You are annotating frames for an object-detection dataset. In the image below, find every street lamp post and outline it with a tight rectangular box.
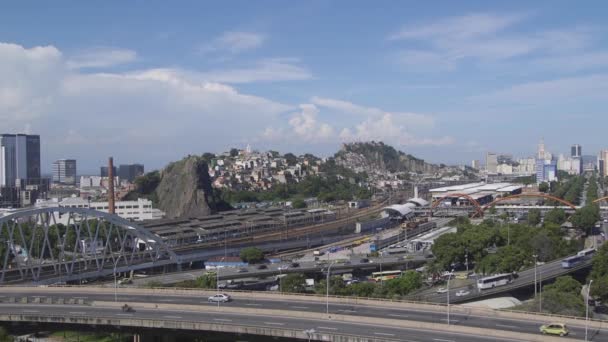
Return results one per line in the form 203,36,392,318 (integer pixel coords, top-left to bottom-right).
113,265,117,302
326,262,335,316
216,256,225,308
447,268,454,325
586,279,594,341
533,254,538,299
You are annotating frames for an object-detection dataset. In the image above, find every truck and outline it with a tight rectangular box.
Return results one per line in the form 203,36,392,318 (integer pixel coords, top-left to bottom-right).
313,250,322,257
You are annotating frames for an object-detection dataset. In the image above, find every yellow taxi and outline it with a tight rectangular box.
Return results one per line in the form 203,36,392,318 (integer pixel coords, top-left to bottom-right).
540,323,569,336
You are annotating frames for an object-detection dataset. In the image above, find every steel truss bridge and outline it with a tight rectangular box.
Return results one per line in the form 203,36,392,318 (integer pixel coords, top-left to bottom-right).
0,207,179,284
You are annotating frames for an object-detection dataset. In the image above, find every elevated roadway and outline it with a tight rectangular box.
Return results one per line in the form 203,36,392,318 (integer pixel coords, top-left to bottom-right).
0,286,599,341
417,256,593,304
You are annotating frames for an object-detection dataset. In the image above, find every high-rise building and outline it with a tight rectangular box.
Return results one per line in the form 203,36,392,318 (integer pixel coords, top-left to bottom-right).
0,134,41,187
536,159,557,183
571,144,582,158
599,150,608,178
486,152,498,174
471,160,480,170
100,166,117,177
118,164,144,182
537,138,546,160
52,159,77,185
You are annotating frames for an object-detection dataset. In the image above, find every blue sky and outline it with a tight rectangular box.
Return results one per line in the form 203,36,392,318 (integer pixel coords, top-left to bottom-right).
1,1,607,173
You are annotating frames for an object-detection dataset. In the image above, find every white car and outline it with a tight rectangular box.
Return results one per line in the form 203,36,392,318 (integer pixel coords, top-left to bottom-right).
208,294,231,303
436,288,448,294
455,290,470,297
277,265,289,271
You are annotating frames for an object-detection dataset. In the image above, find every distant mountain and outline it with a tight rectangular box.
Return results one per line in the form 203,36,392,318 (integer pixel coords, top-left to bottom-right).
333,141,441,175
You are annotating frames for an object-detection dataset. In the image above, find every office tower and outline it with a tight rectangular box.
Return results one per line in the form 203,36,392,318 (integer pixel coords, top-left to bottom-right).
486,152,498,174
118,164,145,182
571,144,582,158
52,159,77,185
471,160,480,169
0,134,41,187
100,166,117,177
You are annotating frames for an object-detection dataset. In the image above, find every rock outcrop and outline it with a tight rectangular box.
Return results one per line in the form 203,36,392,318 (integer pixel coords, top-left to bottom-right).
155,156,218,218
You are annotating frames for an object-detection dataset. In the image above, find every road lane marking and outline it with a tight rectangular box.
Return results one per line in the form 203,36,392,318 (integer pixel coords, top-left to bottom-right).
496,324,517,329
374,332,395,337
264,322,284,326
439,319,459,323
433,339,455,342
317,327,337,331
290,306,309,309
213,318,233,322
388,314,409,318
22,310,39,313
245,303,262,306
158,299,175,302
116,313,132,317
337,309,356,313
69,312,86,315
164,315,182,319
73,297,88,299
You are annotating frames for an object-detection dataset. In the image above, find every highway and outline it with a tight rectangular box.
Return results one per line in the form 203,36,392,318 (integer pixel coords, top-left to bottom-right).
0,303,544,342
127,255,429,286
1,286,605,341
417,255,593,303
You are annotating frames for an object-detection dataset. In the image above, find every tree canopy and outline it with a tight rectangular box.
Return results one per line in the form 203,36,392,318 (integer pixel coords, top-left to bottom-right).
239,247,264,263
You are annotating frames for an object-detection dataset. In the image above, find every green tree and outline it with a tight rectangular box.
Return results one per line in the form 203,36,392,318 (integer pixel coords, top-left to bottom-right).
0,327,12,342
527,209,541,226
538,182,550,193
280,274,307,293
346,282,377,297
239,247,264,263
284,153,298,166
544,275,582,294
315,276,346,296
544,208,566,226
291,198,307,209
195,273,217,289
571,205,600,233
230,148,239,157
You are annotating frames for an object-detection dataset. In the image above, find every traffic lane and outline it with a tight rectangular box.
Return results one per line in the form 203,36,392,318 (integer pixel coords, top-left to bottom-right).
0,304,550,342
5,291,606,341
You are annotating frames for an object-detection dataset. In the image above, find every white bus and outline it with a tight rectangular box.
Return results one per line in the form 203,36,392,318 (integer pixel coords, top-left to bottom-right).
477,273,513,290
577,248,597,259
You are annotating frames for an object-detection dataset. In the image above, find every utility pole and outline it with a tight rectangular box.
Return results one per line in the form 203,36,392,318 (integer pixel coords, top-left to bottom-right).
586,280,593,341
533,254,538,299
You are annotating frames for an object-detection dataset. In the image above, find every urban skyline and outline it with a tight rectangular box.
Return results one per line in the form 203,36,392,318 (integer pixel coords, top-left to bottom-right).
2,2,608,171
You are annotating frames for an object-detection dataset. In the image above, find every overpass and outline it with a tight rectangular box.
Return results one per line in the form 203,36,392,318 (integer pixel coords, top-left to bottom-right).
0,286,600,341
415,256,593,304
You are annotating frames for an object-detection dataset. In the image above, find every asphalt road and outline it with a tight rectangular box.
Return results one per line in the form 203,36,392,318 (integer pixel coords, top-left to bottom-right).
0,303,562,342
418,255,592,303
3,288,606,341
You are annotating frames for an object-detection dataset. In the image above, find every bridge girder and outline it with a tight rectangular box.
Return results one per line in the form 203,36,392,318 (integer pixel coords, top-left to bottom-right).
0,207,178,284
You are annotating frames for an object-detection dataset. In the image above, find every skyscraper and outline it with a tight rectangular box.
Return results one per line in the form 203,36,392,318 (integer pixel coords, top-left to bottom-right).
571,144,582,158
537,138,546,160
600,150,608,178
52,159,77,185
0,134,41,187
118,164,145,182
486,152,498,174
100,166,117,177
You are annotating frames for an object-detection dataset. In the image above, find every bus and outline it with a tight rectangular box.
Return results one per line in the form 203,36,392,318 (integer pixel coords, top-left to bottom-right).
577,248,597,259
371,270,402,282
561,255,584,268
477,273,513,290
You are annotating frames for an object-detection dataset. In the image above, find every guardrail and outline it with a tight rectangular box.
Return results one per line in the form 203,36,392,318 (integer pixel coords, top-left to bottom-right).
3,285,607,328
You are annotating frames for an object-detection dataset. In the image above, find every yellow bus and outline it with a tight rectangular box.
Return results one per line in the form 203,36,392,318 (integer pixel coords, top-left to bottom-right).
371,270,402,282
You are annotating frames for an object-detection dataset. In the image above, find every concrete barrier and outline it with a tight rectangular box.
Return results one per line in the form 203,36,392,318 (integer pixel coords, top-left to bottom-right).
92,300,576,342
2,286,606,330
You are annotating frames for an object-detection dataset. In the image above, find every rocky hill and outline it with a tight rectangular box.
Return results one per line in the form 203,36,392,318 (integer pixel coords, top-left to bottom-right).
334,141,440,175
156,156,229,218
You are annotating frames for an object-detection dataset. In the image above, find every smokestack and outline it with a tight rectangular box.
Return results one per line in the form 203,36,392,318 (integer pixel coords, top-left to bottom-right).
108,157,115,214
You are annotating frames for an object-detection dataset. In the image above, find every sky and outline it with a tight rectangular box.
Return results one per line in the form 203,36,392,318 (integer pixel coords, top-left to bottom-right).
1,1,608,174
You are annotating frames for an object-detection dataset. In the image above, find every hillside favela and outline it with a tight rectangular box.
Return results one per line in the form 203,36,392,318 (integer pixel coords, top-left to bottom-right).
1,2,608,342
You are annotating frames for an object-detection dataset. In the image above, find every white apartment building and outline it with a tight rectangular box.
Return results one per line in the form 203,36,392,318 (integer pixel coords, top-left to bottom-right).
36,197,164,224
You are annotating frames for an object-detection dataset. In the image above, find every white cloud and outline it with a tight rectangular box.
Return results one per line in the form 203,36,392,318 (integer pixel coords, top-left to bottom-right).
339,113,453,147
0,41,295,170
311,96,435,127
201,58,313,83
469,74,608,105
67,47,137,69
288,104,334,141
200,31,265,55
388,13,596,71
389,13,526,41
